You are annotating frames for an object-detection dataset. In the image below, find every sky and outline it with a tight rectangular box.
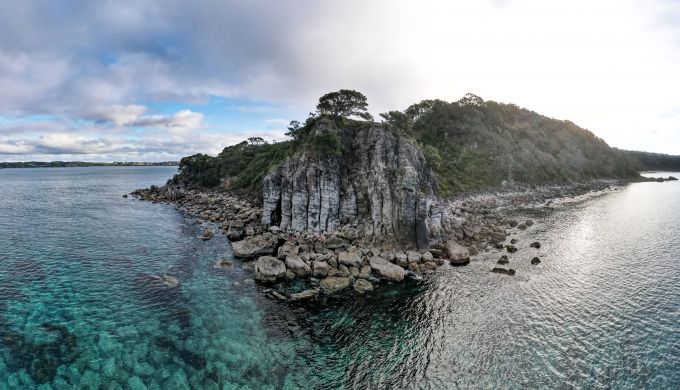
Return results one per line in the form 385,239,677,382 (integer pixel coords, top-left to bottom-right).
1,0,679,162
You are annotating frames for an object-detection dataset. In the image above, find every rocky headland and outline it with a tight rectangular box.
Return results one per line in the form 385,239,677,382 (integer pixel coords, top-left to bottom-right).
132,123,628,303
131,90,679,303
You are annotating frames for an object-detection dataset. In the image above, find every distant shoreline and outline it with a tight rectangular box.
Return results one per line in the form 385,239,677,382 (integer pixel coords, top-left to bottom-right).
0,162,178,169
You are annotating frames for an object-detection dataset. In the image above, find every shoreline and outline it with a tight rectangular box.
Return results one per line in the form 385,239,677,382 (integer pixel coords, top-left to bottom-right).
131,178,635,303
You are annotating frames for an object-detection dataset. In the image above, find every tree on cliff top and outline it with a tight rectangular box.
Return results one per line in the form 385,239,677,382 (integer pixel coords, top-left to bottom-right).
316,89,373,121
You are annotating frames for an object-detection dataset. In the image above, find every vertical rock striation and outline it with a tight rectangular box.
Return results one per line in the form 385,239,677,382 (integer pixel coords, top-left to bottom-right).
262,121,447,249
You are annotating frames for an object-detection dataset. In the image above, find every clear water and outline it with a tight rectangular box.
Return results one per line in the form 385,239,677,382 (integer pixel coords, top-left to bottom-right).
0,167,678,389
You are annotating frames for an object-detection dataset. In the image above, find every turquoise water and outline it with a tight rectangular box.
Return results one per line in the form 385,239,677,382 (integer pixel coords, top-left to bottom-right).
0,167,678,389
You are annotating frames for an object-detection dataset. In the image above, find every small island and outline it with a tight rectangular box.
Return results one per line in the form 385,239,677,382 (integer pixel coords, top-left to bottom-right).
0,161,178,169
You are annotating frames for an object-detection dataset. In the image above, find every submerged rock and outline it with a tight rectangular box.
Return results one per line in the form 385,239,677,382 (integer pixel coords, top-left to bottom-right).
369,256,405,281
530,241,541,249
497,255,510,265
531,257,541,265
254,256,286,283
290,288,320,301
506,245,518,253
161,274,179,288
200,230,214,241
213,259,233,269
231,233,277,258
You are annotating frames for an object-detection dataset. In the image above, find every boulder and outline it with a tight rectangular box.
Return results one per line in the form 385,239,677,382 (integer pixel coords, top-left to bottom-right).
359,265,372,278
446,240,470,265
395,253,409,268
497,255,510,265
517,224,528,230
422,262,437,271
200,230,214,241
330,265,351,278
491,267,516,276
510,238,518,244
337,248,363,268
231,233,278,258
407,251,422,263
421,251,434,263
325,235,346,250
525,220,534,227
506,245,518,253
531,257,541,265
320,277,351,293
277,241,299,259
226,224,244,240
408,262,420,273
353,279,374,293
312,261,330,278
254,256,286,283
285,255,311,276
369,256,405,281
530,241,541,249
468,246,479,256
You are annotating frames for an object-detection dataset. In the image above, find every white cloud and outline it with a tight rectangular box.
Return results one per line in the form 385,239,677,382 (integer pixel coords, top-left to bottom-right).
1,0,680,158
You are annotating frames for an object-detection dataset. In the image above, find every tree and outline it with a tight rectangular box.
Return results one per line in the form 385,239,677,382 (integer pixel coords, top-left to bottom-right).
285,120,303,140
316,89,373,120
247,137,265,145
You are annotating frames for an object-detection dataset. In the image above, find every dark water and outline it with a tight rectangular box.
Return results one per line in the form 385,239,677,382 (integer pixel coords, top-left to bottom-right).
0,167,678,389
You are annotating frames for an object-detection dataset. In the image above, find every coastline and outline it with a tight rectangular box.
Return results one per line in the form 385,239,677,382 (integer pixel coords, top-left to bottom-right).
131,178,632,302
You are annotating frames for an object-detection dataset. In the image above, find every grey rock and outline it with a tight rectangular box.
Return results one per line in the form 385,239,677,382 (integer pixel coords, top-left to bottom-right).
312,261,330,278
285,255,311,276
353,279,374,293
446,240,470,265
421,252,434,263
407,251,422,263
290,288,320,301
395,253,409,268
491,267,516,276
369,256,405,281
254,256,286,283
231,233,278,258
320,277,351,293
337,248,363,268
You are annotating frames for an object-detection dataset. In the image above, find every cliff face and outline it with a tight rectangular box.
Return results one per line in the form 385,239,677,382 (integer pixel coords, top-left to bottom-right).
261,122,447,249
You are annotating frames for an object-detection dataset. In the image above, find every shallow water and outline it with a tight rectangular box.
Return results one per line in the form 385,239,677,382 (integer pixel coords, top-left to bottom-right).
0,167,678,389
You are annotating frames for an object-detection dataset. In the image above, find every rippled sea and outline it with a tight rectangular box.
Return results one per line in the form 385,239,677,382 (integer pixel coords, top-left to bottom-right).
0,167,678,389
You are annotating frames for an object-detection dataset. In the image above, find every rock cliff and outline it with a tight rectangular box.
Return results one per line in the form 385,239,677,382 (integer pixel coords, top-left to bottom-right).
261,121,447,249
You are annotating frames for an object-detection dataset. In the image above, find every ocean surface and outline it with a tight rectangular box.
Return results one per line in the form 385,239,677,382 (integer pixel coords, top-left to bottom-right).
0,166,678,389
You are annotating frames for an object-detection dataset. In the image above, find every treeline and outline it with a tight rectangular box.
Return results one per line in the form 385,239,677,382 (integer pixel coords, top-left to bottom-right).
175,90,678,196
621,150,680,172
381,93,640,194
0,161,178,169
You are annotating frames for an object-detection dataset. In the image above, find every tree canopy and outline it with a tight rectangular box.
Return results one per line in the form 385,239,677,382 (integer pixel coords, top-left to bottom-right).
316,89,373,120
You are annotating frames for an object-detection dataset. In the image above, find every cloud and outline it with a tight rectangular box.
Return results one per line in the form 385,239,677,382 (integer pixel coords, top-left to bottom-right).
1,0,680,159
129,110,205,133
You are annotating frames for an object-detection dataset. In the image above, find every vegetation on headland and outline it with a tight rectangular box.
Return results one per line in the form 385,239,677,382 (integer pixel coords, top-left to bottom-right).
175,90,680,196
0,161,178,169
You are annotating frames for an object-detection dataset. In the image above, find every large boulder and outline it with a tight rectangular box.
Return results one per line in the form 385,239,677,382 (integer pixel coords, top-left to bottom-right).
231,233,278,258
337,248,363,268
369,256,405,282
446,240,470,265
254,256,286,283
320,277,351,293
285,255,311,276
312,261,330,278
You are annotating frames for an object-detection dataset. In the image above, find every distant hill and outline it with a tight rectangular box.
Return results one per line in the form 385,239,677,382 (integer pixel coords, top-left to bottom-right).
172,92,678,197
620,150,680,172
0,161,178,169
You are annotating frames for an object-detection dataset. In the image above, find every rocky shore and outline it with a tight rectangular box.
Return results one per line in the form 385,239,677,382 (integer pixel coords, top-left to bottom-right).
131,178,624,302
